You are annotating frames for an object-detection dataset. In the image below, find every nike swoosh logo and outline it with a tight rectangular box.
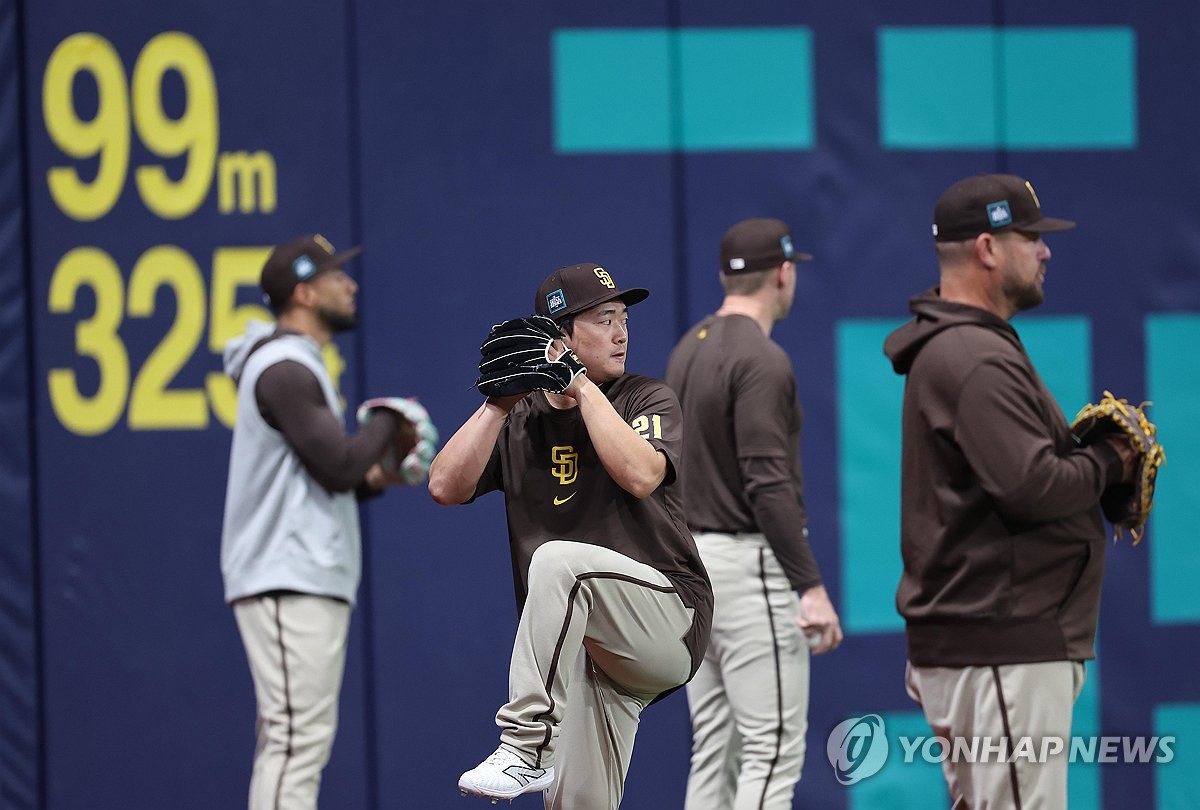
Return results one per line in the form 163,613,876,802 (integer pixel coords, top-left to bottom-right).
553,492,576,505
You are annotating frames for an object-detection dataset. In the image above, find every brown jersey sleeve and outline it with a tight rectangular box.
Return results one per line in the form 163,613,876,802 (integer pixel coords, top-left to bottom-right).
739,456,822,592
611,375,682,488
731,349,823,593
256,360,398,493
471,442,504,500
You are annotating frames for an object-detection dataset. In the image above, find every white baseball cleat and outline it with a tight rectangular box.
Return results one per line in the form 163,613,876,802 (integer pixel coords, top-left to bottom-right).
459,746,553,802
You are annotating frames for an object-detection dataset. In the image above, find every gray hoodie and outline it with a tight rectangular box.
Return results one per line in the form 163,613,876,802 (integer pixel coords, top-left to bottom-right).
219,320,362,605
883,288,1123,666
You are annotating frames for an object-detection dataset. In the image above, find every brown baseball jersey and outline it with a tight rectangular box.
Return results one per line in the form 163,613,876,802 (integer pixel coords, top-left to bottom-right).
473,373,713,676
665,313,822,593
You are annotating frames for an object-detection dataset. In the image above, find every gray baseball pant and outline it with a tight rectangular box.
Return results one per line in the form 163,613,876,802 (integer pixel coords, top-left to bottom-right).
906,659,1086,809
233,593,350,810
495,539,696,810
684,531,810,810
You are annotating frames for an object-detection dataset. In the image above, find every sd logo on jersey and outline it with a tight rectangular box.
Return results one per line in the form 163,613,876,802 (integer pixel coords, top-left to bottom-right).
551,445,577,505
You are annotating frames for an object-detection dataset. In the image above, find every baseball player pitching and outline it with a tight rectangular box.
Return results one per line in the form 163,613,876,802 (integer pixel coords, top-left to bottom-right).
428,262,714,809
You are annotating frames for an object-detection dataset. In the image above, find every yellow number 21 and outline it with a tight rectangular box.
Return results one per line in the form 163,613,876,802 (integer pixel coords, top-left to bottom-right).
631,414,663,440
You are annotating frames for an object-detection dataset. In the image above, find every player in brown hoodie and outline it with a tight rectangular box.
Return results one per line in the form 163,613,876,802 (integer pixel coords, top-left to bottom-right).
883,174,1137,809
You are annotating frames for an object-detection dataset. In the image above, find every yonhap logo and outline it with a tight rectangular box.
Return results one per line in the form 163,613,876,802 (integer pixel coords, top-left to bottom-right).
826,714,889,785
823,714,1174,787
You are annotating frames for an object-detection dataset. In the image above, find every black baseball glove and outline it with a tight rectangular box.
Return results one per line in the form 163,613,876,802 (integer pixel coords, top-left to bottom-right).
475,316,587,397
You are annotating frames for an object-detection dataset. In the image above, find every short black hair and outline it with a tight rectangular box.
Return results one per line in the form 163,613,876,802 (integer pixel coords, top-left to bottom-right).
556,314,576,337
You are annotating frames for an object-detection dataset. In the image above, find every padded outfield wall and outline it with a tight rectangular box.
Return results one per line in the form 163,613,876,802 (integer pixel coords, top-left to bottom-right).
2,0,1198,807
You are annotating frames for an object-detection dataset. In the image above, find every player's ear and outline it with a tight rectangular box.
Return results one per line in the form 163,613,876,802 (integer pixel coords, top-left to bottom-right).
975,233,1002,270
291,280,317,308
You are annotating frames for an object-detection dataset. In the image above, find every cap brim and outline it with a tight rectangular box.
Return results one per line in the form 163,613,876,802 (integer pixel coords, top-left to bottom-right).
316,245,363,270
617,287,650,307
791,252,815,262
552,287,651,321
1022,216,1075,233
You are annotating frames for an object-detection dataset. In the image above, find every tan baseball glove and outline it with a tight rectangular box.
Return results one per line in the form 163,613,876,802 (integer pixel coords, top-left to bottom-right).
1070,391,1166,544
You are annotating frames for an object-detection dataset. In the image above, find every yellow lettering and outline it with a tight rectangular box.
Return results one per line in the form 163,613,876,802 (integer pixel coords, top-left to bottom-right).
551,445,578,485
218,151,277,214
593,267,615,289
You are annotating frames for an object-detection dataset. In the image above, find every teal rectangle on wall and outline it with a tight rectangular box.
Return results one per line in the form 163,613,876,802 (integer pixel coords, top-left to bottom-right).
879,27,1137,149
553,29,673,152
837,319,906,634
552,28,814,152
837,316,1090,634
677,28,814,150
879,27,998,149
1147,314,1200,624
1155,703,1199,808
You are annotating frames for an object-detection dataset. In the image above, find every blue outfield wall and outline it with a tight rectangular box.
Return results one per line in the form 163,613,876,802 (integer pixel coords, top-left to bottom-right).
1,0,39,806
3,0,1199,808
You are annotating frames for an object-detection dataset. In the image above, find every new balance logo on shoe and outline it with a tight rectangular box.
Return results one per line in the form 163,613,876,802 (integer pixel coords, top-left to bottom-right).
504,765,548,787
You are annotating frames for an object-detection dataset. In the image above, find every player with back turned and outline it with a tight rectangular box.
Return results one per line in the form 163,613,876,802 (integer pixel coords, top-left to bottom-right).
665,218,842,810
429,262,713,810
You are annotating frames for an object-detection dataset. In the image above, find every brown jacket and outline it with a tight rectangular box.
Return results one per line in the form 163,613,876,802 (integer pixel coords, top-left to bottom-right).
883,289,1124,666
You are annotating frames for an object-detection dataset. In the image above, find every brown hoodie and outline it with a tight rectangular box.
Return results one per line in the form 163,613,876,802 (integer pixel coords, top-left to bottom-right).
883,288,1124,666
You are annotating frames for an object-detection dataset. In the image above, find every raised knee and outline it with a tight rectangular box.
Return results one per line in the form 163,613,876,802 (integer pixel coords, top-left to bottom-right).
527,540,579,579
